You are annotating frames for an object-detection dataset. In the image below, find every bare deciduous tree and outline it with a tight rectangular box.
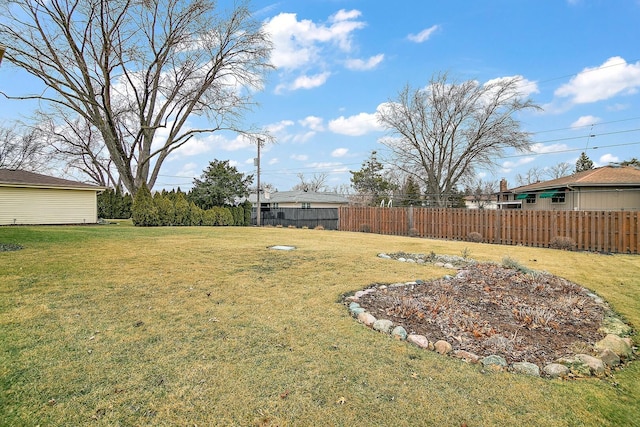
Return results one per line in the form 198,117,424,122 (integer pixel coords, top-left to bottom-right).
515,166,544,186
0,0,273,194
547,161,572,180
35,113,119,188
0,124,52,171
378,73,540,207
291,173,329,192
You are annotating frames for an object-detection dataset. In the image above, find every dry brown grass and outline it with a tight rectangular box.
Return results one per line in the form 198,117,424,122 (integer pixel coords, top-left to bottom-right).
0,224,638,426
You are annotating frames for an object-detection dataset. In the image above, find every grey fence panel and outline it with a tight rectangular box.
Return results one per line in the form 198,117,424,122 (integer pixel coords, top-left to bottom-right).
252,208,339,229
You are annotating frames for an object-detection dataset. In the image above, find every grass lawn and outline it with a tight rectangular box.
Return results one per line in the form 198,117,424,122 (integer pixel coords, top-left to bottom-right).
0,223,638,426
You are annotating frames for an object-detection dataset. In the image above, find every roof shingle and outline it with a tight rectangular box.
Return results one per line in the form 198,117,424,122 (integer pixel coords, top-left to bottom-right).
0,169,104,190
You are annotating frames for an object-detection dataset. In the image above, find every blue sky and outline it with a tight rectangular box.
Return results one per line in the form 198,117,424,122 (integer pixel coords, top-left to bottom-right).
1,0,640,192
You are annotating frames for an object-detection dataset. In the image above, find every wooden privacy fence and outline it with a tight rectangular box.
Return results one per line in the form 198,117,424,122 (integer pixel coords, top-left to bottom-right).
338,206,640,254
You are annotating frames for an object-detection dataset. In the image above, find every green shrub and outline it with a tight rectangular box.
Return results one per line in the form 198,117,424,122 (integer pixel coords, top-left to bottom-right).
132,182,159,226
155,193,175,226
243,200,252,226
173,193,191,226
202,209,216,226
189,202,203,226
217,207,234,226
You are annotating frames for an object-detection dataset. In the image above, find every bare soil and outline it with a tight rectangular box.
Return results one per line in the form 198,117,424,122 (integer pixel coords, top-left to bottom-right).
355,261,608,367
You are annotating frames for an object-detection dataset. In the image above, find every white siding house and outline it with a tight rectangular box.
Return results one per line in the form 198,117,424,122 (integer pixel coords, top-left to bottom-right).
0,169,104,225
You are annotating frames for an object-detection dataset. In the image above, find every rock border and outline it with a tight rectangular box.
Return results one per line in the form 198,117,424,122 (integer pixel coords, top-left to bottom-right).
344,252,636,379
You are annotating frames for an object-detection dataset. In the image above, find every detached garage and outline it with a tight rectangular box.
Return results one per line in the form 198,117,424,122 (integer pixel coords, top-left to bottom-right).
0,169,104,225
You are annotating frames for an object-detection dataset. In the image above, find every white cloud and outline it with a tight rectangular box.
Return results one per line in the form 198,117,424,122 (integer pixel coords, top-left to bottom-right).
529,143,570,154
345,54,384,71
265,10,368,92
555,56,640,104
268,158,279,165
291,131,316,143
328,103,388,136
570,115,601,129
266,120,295,134
332,148,349,157
299,116,324,131
278,72,330,92
307,162,348,173
291,154,309,161
598,153,619,166
265,10,366,70
607,103,630,111
501,157,536,173
407,25,440,43
484,75,539,98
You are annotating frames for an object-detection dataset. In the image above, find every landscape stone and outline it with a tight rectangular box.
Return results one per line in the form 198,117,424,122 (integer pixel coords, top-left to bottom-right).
357,312,377,327
391,326,408,341
543,363,569,378
373,319,394,334
481,355,507,369
595,334,633,359
378,253,392,259
434,340,452,355
444,263,454,269
598,348,620,367
575,354,605,375
351,307,365,316
598,317,632,337
407,334,430,349
453,350,481,364
556,357,591,377
398,257,407,262
512,362,540,377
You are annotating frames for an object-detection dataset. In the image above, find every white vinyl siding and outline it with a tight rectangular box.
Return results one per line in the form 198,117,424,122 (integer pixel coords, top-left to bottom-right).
0,186,99,225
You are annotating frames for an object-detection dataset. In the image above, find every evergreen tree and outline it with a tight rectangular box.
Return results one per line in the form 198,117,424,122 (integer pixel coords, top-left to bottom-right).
132,182,159,226
190,160,253,209
154,192,175,226
575,152,594,173
173,192,191,226
400,175,421,206
350,151,394,206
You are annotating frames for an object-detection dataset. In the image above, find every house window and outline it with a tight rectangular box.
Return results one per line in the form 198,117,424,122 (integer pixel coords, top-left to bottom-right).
525,194,537,204
551,192,565,204
271,203,279,208
301,202,311,209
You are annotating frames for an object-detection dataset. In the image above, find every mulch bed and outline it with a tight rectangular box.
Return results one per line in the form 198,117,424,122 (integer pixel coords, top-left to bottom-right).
355,262,608,367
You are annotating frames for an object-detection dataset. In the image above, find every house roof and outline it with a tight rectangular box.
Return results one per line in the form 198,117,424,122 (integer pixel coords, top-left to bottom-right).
0,169,104,190
509,166,640,193
248,190,350,204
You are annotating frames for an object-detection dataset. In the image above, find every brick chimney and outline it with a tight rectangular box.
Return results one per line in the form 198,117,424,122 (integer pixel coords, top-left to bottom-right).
499,178,508,193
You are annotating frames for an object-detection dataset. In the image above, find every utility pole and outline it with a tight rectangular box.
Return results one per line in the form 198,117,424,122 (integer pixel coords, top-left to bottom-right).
256,138,263,226
0,44,6,66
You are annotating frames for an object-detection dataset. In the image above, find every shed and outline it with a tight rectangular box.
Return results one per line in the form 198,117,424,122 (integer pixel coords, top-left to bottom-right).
0,169,104,225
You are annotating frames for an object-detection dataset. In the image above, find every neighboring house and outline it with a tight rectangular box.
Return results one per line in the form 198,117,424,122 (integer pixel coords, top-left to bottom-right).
496,165,640,211
0,169,105,225
463,194,498,210
248,190,350,209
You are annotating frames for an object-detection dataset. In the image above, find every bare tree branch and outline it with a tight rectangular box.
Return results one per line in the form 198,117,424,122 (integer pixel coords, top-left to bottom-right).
378,73,541,207
0,0,273,194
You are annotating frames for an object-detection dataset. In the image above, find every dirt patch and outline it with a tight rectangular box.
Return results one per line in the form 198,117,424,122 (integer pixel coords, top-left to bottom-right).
355,260,610,367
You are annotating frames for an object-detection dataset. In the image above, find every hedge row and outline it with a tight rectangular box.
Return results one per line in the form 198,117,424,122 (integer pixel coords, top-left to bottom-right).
132,183,251,227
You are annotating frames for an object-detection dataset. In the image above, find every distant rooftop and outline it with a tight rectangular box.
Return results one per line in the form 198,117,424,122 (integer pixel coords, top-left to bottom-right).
509,165,640,193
